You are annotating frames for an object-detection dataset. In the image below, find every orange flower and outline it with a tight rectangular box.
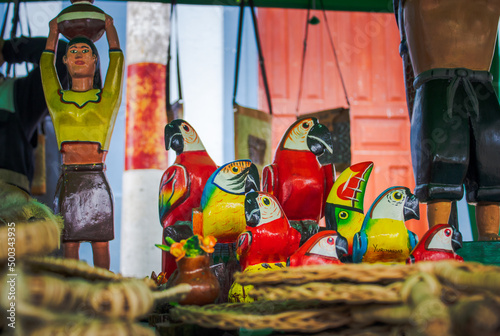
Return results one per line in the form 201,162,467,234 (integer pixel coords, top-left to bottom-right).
170,243,186,261
200,235,217,254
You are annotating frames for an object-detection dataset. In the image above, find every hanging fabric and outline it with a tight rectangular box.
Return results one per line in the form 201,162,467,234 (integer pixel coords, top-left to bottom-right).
166,0,184,122
296,0,351,173
233,0,273,174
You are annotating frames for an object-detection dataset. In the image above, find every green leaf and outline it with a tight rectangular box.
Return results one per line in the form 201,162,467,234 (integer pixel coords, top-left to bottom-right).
155,244,171,252
165,237,177,245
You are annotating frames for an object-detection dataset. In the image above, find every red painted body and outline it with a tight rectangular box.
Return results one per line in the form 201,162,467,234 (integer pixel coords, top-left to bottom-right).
288,230,344,266
237,216,301,271
406,224,464,264
263,149,334,222
159,150,217,276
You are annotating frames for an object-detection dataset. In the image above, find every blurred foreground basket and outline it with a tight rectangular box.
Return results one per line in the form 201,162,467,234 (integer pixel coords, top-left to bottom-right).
171,261,500,336
0,183,190,336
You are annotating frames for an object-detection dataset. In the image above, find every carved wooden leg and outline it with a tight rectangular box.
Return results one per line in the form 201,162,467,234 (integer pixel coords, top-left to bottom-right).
427,200,452,228
63,242,80,260
91,241,110,270
476,202,500,241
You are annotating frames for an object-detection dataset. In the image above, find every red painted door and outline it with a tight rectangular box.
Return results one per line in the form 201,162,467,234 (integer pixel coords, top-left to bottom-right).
258,9,428,237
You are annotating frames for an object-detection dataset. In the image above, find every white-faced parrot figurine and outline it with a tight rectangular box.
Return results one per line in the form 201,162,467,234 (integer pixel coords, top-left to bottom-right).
287,230,347,267
325,161,373,261
229,191,301,302
262,117,335,233
352,186,420,264
406,224,463,264
193,160,260,243
192,159,260,301
159,119,217,277
236,191,301,271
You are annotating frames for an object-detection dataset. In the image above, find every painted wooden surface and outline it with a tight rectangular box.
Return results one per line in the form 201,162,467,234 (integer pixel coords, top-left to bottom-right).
457,242,500,266
258,9,428,238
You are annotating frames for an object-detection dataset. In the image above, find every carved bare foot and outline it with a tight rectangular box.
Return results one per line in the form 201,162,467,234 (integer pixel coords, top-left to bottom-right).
478,233,500,241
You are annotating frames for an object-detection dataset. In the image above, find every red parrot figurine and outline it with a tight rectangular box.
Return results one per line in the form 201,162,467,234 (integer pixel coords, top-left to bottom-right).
287,230,347,266
159,119,217,277
236,191,301,271
262,117,335,223
406,224,464,264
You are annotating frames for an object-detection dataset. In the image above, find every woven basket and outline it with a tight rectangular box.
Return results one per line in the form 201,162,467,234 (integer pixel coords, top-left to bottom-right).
234,263,418,286
171,301,351,333
251,282,403,304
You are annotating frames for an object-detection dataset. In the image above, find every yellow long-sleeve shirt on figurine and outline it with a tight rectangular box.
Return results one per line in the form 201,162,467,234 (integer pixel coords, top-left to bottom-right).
40,49,124,151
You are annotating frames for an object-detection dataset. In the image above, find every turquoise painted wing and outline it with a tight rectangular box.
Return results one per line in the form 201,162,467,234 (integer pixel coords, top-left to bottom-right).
352,230,368,263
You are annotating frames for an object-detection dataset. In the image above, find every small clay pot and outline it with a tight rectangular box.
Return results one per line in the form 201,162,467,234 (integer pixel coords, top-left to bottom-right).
57,1,106,42
171,255,220,306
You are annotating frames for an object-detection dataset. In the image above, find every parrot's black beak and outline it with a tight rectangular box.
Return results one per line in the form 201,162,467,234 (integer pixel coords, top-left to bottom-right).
164,122,183,155
244,163,260,193
307,121,334,157
335,234,348,260
451,229,463,251
245,191,260,227
403,192,420,221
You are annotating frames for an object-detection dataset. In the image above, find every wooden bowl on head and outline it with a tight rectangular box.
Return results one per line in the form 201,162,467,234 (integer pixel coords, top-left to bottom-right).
57,1,106,42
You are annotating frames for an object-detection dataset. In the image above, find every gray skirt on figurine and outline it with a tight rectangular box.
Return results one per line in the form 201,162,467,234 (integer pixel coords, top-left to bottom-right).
55,163,114,242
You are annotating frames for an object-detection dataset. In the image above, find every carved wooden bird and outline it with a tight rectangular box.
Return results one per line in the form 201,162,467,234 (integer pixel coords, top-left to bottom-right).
236,191,301,271
352,186,420,264
229,191,300,303
193,160,260,244
287,230,348,266
324,161,373,261
159,119,217,276
262,117,335,223
406,224,463,264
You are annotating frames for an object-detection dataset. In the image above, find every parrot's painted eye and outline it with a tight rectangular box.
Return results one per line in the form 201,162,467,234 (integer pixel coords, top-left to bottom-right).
183,125,190,132
444,229,452,237
302,122,310,129
392,191,403,201
232,166,240,173
262,197,271,206
338,211,349,220
327,237,335,245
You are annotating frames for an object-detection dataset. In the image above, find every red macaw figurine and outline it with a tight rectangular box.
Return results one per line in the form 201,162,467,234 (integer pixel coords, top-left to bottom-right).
262,117,335,223
159,119,217,277
236,191,301,271
406,224,464,264
288,230,348,267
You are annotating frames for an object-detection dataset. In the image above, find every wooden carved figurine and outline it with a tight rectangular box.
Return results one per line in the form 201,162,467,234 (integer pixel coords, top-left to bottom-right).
40,14,124,269
192,160,260,243
406,224,463,264
159,119,217,277
324,161,373,261
352,186,420,264
262,117,335,225
229,191,301,302
236,191,301,271
395,0,500,240
288,230,347,267
190,159,260,301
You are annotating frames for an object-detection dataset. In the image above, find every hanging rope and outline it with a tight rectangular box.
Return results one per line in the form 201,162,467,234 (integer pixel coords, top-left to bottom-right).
320,0,350,107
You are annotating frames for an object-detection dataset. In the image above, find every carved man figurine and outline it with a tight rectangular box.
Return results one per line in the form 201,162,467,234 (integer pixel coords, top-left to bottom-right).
40,15,124,268
396,0,500,240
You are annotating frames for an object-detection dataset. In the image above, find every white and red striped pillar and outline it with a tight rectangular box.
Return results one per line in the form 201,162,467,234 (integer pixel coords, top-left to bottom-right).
120,2,170,277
